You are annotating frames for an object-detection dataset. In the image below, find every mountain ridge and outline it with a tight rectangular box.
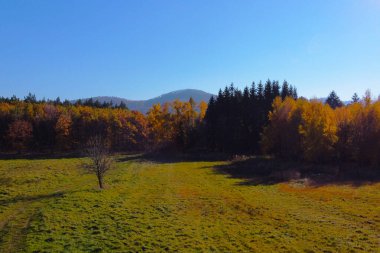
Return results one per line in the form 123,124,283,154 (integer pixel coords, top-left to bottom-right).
73,89,214,113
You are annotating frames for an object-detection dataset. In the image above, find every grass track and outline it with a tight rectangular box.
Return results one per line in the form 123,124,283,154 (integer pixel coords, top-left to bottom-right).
0,156,379,252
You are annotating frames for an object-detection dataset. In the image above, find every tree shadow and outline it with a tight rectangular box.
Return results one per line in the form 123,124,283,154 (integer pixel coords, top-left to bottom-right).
209,157,380,187
0,151,140,161
115,153,145,163
1,151,228,163
116,152,229,164
0,152,86,161
0,191,67,206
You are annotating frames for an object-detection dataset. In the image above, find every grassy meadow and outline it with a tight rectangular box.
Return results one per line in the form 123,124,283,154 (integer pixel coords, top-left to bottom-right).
0,155,379,252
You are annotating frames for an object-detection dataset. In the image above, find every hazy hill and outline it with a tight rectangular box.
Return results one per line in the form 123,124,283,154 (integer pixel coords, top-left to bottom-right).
74,89,214,113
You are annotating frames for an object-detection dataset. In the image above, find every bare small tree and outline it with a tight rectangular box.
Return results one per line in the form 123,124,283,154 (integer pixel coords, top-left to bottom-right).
86,135,113,189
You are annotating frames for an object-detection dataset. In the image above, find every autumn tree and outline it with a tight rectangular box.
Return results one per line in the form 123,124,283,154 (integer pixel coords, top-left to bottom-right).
299,100,338,162
147,103,173,150
262,97,302,159
0,103,13,150
198,101,208,121
55,112,72,150
335,106,355,162
263,98,338,163
7,120,33,153
349,99,380,166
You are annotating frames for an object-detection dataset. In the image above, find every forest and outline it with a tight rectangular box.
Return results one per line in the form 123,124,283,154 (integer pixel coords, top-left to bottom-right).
1,80,379,171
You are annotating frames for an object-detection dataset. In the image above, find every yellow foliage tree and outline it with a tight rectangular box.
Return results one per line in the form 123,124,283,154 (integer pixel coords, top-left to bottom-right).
299,100,338,162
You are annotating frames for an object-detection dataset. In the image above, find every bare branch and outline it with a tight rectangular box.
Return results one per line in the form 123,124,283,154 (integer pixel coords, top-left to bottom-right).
85,135,113,189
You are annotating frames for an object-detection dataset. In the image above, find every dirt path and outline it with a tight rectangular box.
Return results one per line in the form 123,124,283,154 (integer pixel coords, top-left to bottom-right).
0,202,39,253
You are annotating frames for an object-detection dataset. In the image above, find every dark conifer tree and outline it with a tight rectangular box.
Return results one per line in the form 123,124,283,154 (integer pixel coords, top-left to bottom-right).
10,95,19,102
119,101,127,109
203,80,298,154
292,87,298,99
264,80,272,100
54,97,61,105
249,82,257,100
326,91,343,109
281,81,289,100
257,81,264,101
272,81,280,98
85,98,94,107
24,93,37,103
289,85,294,98
75,99,82,106
352,93,359,103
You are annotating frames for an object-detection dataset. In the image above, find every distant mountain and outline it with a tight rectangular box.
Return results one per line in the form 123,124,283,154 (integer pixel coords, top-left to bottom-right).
74,89,214,113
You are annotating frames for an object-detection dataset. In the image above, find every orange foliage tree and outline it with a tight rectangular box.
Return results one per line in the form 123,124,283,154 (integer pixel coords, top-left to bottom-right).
7,120,33,152
55,112,72,150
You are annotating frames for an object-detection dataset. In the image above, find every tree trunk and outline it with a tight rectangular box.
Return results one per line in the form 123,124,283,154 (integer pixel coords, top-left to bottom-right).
97,174,104,189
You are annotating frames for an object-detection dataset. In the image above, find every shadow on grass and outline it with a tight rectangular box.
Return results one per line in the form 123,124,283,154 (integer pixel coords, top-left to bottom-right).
209,157,380,187
116,152,229,164
0,152,86,161
0,191,67,206
1,151,228,163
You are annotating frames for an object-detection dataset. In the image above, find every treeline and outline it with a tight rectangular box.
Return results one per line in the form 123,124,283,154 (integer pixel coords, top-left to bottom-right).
0,80,298,154
0,93,128,109
205,80,297,153
262,92,380,167
0,98,206,153
2,82,379,171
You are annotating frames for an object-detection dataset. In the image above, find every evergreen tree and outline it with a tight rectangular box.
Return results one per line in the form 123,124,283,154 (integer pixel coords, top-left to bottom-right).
203,80,298,154
63,99,71,106
257,81,264,101
85,98,93,107
10,95,19,102
289,86,294,98
54,97,61,105
264,79,272,101
281,81,289,100
94,100,101,108
352,93,359,103
119,101,127,109
24,92,37,103
326,91,343,109
272,81,280,98
292,87,298,99
249,82,257,100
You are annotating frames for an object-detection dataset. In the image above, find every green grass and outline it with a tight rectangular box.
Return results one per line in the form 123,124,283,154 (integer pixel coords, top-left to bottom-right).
0,155,379,252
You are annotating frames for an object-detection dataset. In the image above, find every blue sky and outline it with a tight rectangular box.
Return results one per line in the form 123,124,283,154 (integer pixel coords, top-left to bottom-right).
0,0,379,100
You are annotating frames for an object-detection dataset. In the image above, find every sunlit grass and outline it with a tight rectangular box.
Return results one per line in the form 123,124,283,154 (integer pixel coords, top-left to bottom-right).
0,156,379,252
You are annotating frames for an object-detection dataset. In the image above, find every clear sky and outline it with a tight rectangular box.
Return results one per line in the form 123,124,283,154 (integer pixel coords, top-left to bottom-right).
0,0,379,101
